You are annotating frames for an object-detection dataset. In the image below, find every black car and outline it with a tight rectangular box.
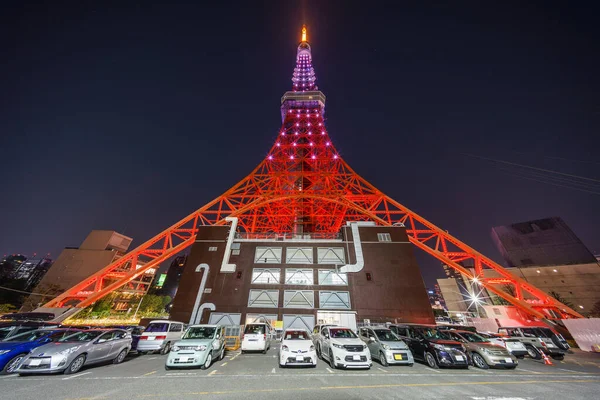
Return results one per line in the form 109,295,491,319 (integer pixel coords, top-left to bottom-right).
0,321,61,341
390,324,469,369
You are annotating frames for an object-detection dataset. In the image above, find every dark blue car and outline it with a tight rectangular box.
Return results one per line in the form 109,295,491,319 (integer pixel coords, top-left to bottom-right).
0,328,80,374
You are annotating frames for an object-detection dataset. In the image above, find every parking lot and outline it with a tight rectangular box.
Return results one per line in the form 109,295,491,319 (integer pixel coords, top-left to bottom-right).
2,349,600,400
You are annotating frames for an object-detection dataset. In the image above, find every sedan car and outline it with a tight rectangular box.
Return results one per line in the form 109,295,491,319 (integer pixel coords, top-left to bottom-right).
478,332,528,359
16,329,132,375
165,325,225,370
279,328,317,368
444,330,518,369
0,328,80,374
359,327,414,366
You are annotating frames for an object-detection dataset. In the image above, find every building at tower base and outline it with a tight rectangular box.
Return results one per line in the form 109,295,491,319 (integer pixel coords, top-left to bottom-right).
170,222,434,330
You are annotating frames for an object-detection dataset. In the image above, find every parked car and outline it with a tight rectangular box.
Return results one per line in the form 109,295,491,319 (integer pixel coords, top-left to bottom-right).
105,325,145,352
312,324,337,354
394,324,469,369
497,326,566,360
478,332,528,358
16,329,132,375
0,321,60,341
319,326,371,369
278,328,317,368
443,330,518,369
0,328,81,374
358,327,414,367
241,323,272,354
165,325,225,370
137,320,185,355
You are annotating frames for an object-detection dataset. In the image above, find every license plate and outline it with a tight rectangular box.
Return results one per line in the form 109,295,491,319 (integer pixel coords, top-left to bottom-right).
179,357,188,362
29,359,42,366
394,354,403,360
296,356,304,362
505,358,513,363
455,355,464,361
353,355,361,361
147,337,155,341
248,339,257,341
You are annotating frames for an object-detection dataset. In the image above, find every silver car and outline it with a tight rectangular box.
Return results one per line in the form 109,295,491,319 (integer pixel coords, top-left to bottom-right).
165,325,226,370
359,327,414,366
16,329,132,375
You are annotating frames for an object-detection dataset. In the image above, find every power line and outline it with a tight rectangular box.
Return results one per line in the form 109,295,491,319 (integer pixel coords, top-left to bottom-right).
0,285,53,297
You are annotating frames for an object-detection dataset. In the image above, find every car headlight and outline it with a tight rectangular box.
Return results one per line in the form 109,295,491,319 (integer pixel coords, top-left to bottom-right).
282,345,289,352
194,345,207,351
0,350,11,355
432,344,445,351
381,344,390,350
59,346,81,355
332,343,344,349
480,347,491,354
172,345,180,352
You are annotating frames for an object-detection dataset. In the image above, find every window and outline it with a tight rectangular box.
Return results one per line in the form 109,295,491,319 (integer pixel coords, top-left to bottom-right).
283,290,314,308
286,247,313,264
285,269,314,285
248,289,279,308
209,246,218,251
255,247,283,263
251,268,281,284
169,323,183,332
113,330,128,339
318,269,348,285
317,247,345,264
97,332,114,343
319,291,351,309
377,233,391,242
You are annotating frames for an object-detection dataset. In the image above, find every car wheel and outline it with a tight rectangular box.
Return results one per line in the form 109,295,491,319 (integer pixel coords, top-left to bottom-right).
425,352,438,369
64,354,86,375
113,349,128,364
329,350,337,369
201,353,212,370
516,355,525,359
472,352,489,369
160,342,171,355
550,354,564,361
262,348,267,354
525,345,542,360
379,351,388,367
2,354,26,375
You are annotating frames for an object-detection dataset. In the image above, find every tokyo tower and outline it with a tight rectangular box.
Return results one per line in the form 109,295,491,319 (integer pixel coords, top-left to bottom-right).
42,26,583,321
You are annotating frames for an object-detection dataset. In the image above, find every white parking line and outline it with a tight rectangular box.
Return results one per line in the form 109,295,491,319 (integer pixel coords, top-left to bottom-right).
516,367,543,374
271,368,276,373
425,367,441,373
208,370,218,376
62,371,92,380
557,368,580,373
325,367,334,374
473,368,493,374
148,357,158,360
377,367,388,373
0,374,18,379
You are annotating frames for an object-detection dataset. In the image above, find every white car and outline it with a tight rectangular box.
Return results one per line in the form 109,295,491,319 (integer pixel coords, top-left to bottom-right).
278,328,317,368
241,323,272,353
320,326,371,369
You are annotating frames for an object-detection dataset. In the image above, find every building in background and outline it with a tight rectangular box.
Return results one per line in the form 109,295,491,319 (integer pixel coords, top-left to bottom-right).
156,255,187,300
491,217,596,268
13,256,53,291
21,230,155,312
436,278,469,314
427,286,446,310
0,254,28,281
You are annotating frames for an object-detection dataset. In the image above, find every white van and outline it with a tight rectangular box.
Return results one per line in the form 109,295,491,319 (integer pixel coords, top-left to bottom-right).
241,323,272,353
137,320,186,355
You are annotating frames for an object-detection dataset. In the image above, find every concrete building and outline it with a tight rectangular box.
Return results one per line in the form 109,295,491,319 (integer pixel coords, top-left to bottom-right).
491,217,596,268
22,230,155,311
170,222,434,331
436,278,468,313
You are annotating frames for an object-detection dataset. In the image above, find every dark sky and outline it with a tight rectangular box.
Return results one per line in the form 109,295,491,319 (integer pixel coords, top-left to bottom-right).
1,1,599,287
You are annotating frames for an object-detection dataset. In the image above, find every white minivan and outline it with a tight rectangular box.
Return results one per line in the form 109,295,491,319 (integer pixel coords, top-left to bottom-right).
137,320,186,355
241,323,272,353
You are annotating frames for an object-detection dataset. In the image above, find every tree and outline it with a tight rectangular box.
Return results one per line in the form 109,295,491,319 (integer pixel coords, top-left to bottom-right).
138,294,172,315
549,291,574,310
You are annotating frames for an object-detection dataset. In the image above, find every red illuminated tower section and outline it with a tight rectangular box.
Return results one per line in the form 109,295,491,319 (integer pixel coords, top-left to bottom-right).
41,26,583,321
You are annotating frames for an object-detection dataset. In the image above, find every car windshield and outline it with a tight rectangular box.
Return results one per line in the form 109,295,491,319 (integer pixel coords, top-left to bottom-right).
2,329,52,342
459,332,488,343
374,329,401,341
244,324,265,334
330,328,357,338
283,330,309,340
183,327,216,340
145,322,169,332
419,328,446,339
59,331,103,342
0,327,15,340
534,328,554,338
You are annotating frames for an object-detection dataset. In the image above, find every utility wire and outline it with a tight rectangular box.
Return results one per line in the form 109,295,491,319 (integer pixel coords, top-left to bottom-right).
499,169,600,196
0,285,52,297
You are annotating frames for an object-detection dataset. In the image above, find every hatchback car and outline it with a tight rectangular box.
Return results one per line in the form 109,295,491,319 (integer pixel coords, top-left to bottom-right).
478,332,528,358
320,326,371,369
394,325,468,369
137,320,185,355
279,328,316,368
16,329,132,375
241,323,272,353
0,328,80,374
359,327,414,367
443,330,518,369
165,325,225,370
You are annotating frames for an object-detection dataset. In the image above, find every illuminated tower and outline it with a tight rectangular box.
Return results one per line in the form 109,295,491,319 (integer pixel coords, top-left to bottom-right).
40,26,582,322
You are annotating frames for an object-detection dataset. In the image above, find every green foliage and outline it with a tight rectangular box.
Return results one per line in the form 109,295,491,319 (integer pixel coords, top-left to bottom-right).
0,303,17,313
139,294,171,314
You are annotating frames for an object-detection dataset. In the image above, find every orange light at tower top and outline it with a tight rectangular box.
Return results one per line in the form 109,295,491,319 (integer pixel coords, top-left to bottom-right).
301,25,307,42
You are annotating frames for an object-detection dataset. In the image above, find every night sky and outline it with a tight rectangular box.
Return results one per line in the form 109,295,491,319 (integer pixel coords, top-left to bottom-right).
1,1,599,287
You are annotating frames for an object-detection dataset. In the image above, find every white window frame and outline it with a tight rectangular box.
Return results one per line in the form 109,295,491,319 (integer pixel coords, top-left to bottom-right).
254,247,283,264
377,233,391,242
283,290,315,309
248,289,279,308
285,247,314,264
319,291,351,309
317,247,346,264
284,269,314,285
318,269,348,286
251,268,281,284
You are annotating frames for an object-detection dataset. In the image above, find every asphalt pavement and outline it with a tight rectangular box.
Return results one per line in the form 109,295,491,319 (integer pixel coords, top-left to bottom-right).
1,348,599,400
